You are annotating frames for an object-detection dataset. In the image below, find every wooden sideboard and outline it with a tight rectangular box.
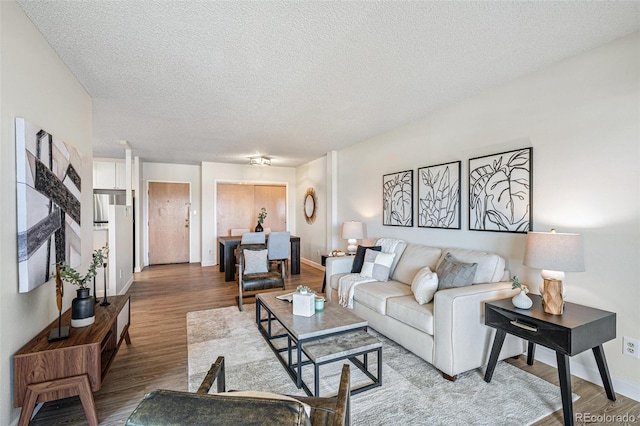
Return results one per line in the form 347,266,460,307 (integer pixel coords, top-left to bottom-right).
13,295,131,425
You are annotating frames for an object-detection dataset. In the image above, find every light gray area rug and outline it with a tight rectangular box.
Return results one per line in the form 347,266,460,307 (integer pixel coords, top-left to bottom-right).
188,305,575,426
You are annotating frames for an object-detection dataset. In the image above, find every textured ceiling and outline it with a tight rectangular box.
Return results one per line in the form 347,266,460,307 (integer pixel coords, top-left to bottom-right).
17,1,640,167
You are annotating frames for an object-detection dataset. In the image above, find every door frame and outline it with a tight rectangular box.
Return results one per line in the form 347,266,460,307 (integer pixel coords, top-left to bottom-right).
144,180,192,267
213,179,289,262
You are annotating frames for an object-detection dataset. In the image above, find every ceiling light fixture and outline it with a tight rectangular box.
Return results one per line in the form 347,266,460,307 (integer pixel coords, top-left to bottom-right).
249,156,271,166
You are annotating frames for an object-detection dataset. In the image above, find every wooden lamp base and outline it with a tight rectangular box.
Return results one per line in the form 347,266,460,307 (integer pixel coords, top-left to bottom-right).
542,279,564,315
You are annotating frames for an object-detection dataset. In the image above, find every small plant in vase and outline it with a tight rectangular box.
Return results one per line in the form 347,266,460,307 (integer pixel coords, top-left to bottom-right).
58,246,109,327
297,285,310,294
510,275,532,309
256,207,267,232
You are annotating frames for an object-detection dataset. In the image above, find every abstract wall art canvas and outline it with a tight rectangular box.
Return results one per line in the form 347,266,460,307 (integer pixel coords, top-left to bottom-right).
16,118,83,293
383,170,413,227
468,147,532,233
418,161,461,229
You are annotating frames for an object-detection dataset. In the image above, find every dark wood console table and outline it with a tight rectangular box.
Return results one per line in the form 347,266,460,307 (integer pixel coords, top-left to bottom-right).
218,235,301,282
13,295,131,426
484,294,616,426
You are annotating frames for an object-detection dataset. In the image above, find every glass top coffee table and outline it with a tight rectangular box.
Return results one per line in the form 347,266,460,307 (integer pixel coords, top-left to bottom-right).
256,291,382,397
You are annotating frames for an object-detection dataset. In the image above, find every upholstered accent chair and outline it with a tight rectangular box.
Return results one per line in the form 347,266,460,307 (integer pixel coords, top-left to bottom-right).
237,243,285,311
126,356,351,426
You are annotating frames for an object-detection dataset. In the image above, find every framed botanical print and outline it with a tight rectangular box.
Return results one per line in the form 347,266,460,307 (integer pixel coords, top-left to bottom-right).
418,161,460,229
468,147,532,233
383,170,413,227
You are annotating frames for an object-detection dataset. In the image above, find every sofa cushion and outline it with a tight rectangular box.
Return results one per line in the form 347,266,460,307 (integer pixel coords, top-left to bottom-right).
436,253,477,289
411,266,439,305
386,295,435,335
353,281,411,315
437,248,506,284
360,250,395,282
351,245,382,273
391,244,442,284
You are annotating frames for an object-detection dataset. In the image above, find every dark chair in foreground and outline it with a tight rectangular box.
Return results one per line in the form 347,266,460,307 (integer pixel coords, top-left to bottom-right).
126,356,351,426
238,243,285,311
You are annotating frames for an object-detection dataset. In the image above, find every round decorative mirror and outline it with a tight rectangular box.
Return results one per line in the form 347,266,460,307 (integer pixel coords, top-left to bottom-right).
303,188,317,224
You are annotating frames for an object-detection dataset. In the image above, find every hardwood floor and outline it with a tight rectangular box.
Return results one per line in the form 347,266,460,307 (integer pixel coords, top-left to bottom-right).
30,263,638,425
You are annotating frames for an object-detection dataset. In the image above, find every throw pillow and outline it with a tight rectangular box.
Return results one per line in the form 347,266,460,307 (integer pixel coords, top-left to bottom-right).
436,253,477,289
243,249,268,274
351,245,382,273
411,266,439,305
360,249,396,282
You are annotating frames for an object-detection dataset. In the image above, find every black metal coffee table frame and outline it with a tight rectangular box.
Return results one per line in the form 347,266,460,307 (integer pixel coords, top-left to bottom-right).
256,292,381,397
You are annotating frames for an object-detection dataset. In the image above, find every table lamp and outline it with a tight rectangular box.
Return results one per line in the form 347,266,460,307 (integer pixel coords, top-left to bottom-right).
342,221,363,255
523,229,585,315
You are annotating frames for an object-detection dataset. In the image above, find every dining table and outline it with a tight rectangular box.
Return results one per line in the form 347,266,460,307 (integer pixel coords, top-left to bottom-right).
218,235,301,282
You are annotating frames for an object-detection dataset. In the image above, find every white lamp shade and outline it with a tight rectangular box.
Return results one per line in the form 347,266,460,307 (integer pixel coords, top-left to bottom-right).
342,221,363,239
523,231,585,272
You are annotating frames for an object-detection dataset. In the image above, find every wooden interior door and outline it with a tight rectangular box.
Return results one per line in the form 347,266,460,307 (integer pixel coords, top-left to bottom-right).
216,183,286,236
254,185,286,231
148,182,190,264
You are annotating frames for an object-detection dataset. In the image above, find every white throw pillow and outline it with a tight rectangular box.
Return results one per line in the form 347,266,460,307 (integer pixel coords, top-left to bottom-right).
243,249,268,274
360,249,396,282
411,266,439,305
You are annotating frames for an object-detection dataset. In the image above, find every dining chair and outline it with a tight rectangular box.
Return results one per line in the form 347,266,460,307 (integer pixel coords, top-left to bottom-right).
240,232,266,244
266,231,290,276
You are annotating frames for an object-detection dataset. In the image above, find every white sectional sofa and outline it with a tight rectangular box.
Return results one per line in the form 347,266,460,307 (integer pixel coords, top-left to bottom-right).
325,241,526,380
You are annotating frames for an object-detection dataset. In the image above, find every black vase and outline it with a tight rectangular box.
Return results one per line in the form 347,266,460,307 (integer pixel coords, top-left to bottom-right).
71,287,95,328
255,222,263,232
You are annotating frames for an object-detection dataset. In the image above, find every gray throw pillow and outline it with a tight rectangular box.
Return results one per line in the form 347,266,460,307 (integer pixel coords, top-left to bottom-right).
243,249,268,274
351,245,382,273
436,253,477,289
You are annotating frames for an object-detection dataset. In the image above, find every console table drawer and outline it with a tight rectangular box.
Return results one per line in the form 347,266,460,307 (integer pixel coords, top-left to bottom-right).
486,306,570,353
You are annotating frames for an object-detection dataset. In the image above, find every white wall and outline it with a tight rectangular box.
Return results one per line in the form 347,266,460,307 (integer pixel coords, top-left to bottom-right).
108,205,134,295
201,162,296,266
336,33,639,396
296,156,328,264
142,162,202,265
0,2,93,424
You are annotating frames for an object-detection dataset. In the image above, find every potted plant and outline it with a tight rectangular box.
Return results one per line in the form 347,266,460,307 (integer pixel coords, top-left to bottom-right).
58,245,109,327
510,275,532,309
256,207,267,232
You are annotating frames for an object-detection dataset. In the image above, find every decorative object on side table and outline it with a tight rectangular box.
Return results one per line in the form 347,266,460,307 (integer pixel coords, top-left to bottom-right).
342,221,363,254
48,264,69,342
58,245,108,327
255,207,267,232
510,275,532,309
523,229,584,315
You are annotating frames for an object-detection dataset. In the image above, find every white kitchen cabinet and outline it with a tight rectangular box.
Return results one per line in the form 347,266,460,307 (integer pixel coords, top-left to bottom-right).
94,161,127,189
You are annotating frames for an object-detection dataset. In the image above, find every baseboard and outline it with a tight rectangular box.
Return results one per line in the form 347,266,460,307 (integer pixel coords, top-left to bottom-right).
535,346,640,402
119,276,134,295
301,258,323,271
201,260,216,267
